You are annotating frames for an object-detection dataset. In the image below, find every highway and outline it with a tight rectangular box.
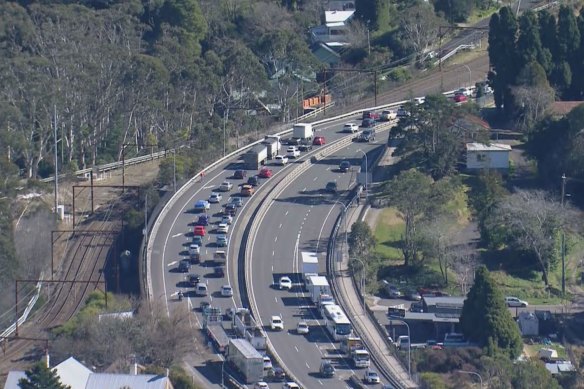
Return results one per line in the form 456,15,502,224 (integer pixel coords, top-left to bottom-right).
248,124,388,388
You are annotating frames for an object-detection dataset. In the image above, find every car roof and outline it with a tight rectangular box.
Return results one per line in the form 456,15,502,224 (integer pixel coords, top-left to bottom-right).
271,315,281,319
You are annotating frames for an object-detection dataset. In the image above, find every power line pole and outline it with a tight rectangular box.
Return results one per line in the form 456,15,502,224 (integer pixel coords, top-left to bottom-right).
54,105,59,218
561,173,566,295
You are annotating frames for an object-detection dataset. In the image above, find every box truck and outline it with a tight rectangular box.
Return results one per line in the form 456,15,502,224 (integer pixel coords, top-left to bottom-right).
243,145,268,170
301,252,319,281
262,136,281,159
293,123,314,141
226,338,264,384
306,275,331,304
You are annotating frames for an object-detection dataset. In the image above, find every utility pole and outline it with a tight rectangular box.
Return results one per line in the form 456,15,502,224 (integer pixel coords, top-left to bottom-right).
54,105,59,218
561,173,566,295
173,150,177,193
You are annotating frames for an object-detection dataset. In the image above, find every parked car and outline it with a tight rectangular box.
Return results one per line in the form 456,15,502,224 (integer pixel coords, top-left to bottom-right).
457,87,473,97
453,93,467,103
296,321,309,335
505,296,528,307
221,284,233,297
259,167,273,178
217,223,229,234
193,225,206,237
380,110,397,121
216,234,228,247
208,192,222,203
343,123,359,133
178,259,190,273
278,276,292,290
286,146,300,158
383,281,401,298
240,184,254,196
234,169,247,179
361,118,376,128
247,176,260,187
275,155,288,165
363,369,380,384
313,136,326,145
325,181,338,193
196,214,209,226
271,315,284,331
194,200,210,212
339,160,351,173
219,181,233,191
404,289,422,301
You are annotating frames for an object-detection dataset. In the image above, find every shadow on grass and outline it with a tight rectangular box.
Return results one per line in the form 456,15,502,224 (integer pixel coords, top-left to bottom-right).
480,247,541,281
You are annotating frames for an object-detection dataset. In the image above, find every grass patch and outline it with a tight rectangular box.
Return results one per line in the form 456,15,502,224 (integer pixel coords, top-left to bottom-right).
524,343,567,360
373,207,404,261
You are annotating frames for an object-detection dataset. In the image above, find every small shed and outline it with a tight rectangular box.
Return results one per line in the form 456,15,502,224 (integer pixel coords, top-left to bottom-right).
538,348,558,360
518,311,539,336
466,142,511,171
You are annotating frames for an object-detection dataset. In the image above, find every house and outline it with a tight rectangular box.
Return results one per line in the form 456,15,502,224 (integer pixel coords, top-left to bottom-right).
4,356,174,389
466,142,511,172
310,10,355,49
518,311,539,336
547,101,583,118
545,361,576,376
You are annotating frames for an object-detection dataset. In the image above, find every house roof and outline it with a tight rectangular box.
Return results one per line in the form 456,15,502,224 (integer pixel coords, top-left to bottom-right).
324,10,354,24
54,357,93,389
86,374,171,389
4,371,27,389
548,101,583,116
466,142,512,152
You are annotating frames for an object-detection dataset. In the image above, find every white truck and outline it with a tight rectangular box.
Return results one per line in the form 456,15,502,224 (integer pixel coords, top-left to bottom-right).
226,339,264,384
306,275,331,304
263,135,281,159
243,144,268,170
301,252,319,281
351,349,371,368
293,123,314,142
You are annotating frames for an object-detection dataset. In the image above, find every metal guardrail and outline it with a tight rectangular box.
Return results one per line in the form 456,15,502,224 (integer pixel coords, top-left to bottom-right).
1,276,43,338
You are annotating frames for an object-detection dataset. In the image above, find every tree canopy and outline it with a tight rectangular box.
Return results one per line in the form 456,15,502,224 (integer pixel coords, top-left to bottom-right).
18,363,71,389
460,266,523,359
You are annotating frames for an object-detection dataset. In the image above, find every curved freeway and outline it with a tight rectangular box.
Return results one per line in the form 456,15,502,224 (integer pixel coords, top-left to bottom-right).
148,58,492,388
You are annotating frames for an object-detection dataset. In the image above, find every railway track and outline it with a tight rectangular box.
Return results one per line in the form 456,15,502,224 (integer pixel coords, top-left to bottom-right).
0,219,118,375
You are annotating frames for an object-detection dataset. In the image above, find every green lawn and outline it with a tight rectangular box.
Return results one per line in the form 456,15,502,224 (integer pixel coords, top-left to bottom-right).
373,207,404,261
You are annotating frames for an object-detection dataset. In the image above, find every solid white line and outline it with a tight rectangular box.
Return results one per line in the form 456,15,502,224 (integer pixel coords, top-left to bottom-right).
295,346,299,352
305,362,310,369
285,210,289,216
272,251,275,256
167,261,178,267
279,223,283,229
318,380,324,385
274,236,278,242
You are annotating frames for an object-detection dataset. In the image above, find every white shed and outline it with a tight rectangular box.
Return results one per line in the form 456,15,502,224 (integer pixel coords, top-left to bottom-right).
466,142,511,171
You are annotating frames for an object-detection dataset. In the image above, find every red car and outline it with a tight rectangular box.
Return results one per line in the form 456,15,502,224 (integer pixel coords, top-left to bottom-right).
259,167,273,178
313,136,326,146
193,225,206,236
453,93,467,103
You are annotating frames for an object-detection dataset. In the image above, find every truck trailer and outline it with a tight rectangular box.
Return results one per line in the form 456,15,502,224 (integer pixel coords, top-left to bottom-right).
262,136,281,159
207,323,230,354
243,145,268,170
306,275,331,304
293,123,314,141
301,252,319,281
226,338,264,384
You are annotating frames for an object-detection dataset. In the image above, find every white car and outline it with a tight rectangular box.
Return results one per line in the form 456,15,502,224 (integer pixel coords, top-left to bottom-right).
286,146,300,158
282,383,300,389
221,284,233,297
188,244,200,256
364,369,380,384
208,192,222,203
217,223,229,234
263,355,273,370
221,215,233,225
219,181,233,191
254,383,269,389
457,87,473,97
343,123,359,133
271,315,284,331
278,276,292,290
275,155,289,165
413,97,425,105
505,296,528,307
296,321,309,334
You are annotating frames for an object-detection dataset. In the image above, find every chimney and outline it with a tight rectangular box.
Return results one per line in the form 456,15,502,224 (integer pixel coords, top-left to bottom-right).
165,368,169,377
131,363,138,375
44,350,50,368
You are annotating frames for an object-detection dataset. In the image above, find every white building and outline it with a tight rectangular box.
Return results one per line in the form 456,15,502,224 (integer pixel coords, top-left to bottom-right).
310,10,355,48
465,142,511,172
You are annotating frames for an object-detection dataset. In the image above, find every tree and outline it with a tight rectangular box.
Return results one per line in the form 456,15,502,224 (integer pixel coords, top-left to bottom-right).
355,0,390,31
418,216,457,285
398,3,440,65
348,221,376,260
512,61,555,131
488,190,573,286
460,266,523,359
515,11,549,74
18,363,71,389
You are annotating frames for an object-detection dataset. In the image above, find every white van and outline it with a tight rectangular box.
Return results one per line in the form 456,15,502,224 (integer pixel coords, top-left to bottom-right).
397,335,410,349
195,283,208,296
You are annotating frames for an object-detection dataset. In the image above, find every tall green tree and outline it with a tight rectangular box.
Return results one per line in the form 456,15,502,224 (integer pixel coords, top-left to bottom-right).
538,10,556,75
348,221,376,260
556,5,579,63
18,363,71,389
460,266,523,359
516,11,548,74
355,0,390,31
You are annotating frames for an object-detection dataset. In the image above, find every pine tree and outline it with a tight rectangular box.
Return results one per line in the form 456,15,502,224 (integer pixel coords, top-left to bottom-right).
18,363,71,389
460,266,523,359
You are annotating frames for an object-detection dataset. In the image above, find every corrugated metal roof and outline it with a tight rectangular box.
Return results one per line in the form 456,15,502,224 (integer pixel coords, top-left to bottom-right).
229,338,263,359
423,296,466,306
85,374,171,389
54,357,93,389
466,142,512,152
324,10,354,23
